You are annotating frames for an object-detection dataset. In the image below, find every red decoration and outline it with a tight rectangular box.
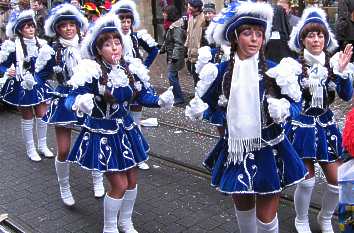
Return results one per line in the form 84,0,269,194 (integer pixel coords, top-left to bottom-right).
343,107,354,157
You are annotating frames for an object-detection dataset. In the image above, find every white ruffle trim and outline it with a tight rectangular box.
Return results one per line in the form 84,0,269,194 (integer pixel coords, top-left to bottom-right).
185,95,208,121
266,57,302,102
195,46,212,74
107,67,129,88
68,59,102,89
35,44,55,73
136,29,158,47
125,56,151,88
0,40,15,63
330,52,354,79
196,63,218,97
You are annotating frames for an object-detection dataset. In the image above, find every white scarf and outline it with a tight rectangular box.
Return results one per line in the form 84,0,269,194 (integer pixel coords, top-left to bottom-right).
304,49,326,108
121,30,134,59
59,35,81,78
227,53,261,164
15,37,38,81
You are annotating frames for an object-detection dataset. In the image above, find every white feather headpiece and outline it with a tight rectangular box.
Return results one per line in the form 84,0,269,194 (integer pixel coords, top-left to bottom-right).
109,0,140,29
6,10,36,39
44,3,88,38
288,7,338,53
81,14,121,59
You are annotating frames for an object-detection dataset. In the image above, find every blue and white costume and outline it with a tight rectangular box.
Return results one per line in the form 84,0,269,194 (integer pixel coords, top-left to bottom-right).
35,3,88,126
282,8,354,163
186,2,307,195
0,10,51,107
65,15,174,172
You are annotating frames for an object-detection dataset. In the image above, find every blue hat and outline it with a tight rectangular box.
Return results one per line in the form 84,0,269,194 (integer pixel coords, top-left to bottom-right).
188,0,203,8
81,14,122,59
6,10,36,39
45,3,89,38
109,0,140,29
288,7,338,53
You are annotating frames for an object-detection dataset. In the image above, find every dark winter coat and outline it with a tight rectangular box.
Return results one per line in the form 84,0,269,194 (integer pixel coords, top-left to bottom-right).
336,0,354,41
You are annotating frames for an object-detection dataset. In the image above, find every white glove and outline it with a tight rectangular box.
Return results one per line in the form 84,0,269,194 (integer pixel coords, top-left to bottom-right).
72,93,94,116
185,95,208,121
158,86,174,110
134,81,142,92
20,72,37,90
267,97,290,123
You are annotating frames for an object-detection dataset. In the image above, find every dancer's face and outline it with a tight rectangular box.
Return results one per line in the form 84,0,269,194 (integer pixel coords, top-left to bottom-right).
57,20,78,40
236,26,264,60
120,18,132,35
20,22,36,39
303,31,325,56
98,36,123,65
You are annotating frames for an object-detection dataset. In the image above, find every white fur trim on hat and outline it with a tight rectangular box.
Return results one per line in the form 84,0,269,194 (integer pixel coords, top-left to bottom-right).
44,3,88,38
110,0,140,29
288,7,338,53
6,10,36,39
81,14,121,59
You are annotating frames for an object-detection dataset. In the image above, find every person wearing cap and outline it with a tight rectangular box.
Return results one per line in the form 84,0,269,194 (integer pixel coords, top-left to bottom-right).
200,2,216,48
64,14,174,233
0,10,53,162
282,7,353,233
186,1,307,232
185,0,205,87
109,0,160,170
83,2,100,28
35,3,105,206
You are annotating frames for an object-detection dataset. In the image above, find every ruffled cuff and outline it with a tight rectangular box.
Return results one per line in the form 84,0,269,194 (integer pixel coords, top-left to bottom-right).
195,63,218,97
330,52,354,79
195,46,212,74
68,59,102,89
266,57,302,102
126,56,151,88
0,40,15,63
158,86,174,110
185,95,208,121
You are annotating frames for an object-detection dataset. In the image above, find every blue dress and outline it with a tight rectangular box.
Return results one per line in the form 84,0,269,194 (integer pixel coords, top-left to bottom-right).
0,39,52,106
65,60,161,172
35,42,81,126
285,65,353,163
201,60,307,194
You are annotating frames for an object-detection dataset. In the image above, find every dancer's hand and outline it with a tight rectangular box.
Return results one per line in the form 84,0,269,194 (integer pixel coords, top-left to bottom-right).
338,44,353,73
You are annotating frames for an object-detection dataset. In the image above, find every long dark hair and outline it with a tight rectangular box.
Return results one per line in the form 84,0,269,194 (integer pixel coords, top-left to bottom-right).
163,5,180,22
18,21,41,71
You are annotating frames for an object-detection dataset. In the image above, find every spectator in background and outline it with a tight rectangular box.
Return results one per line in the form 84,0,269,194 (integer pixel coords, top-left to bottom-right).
18,0,30,10
83,2,101,28
185,0,205,87
0,1,10,42
277,0,300,30
336,0,354,62
201,2,216,47
70,0,81,9
31,0,48,38
161,5,186,105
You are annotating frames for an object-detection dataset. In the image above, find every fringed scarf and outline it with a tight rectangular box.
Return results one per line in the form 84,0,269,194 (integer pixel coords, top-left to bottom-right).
59,35,80,78
304,49,326,108
227,53,262,164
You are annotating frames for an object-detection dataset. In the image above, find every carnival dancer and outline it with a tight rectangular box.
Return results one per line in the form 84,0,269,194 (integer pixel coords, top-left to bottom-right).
64,14,174,233
35,3,104,206
109,0,159,170
185,2,307,232
0,10,53,162
283,7,353,233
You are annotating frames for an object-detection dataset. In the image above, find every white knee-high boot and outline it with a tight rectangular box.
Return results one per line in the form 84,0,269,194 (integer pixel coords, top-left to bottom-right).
118,186,138,233
22,119,41,161
92,170,105,198
235,206,257,233
294,177,316,233
257,215,279,233
36,118,54,158
317,183,339,233
104,194,123,233
55,157,75,206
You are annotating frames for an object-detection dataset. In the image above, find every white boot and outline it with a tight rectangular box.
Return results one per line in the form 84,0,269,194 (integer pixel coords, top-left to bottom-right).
22,119,41,162
118,186,138,233
55,158,75,206
92,170,105,198
317,183,339,233
36,118,54,158
103,194,123,233
234,206,256,233
257,215,279,233
294,177,315,233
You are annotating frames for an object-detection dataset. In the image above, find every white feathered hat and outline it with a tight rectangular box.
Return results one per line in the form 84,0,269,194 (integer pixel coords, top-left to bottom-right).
208,1,273,47
81,14,122,59
6,10,36,39
109,0,140,29
288,7,338,53
44,3,89,38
